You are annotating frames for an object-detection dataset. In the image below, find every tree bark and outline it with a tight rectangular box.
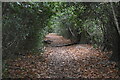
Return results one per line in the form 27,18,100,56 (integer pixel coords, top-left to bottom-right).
110,2,120,61
110,2,120,36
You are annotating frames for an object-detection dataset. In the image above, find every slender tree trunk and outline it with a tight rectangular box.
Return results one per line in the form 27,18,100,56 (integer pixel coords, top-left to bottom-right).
110,2,120,61
110,2,120,35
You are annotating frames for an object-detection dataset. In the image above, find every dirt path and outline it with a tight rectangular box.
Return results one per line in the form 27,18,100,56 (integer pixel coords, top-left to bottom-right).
6,33,119,78
44,33,71,46
43,33,119,78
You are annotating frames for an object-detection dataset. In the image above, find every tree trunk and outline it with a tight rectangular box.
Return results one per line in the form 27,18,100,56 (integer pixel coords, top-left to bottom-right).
110,2,120,61
110,28,120,61
110,2,120,36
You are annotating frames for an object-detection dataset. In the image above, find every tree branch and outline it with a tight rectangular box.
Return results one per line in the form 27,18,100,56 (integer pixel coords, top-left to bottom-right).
110,2,120,35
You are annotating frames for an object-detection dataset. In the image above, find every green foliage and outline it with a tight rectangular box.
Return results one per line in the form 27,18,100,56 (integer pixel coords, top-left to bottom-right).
2,2,120,78
46,3,104,44
2,2,120,59
2,2,53,59
45,2,119,52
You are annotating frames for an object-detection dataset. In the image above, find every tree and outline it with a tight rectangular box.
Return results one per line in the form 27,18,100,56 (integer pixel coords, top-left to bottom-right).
2,2,53,59
109,2,120,61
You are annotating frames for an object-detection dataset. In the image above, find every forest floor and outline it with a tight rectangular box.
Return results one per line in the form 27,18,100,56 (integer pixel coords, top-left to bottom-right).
5,33,120,78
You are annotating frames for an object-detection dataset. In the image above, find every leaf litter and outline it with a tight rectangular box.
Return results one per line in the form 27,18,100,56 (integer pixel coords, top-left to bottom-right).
5,33,120,78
